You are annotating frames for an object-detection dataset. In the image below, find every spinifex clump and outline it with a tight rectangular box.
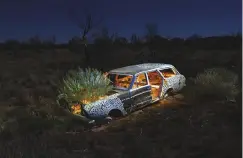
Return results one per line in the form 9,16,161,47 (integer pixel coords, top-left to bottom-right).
183,68,239,102
57,68,113,114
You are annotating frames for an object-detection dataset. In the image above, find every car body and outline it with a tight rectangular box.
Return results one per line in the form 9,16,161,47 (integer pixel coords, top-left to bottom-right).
81,63,186,119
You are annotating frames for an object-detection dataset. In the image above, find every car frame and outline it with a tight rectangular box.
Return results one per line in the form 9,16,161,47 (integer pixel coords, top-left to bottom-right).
81,63,186,120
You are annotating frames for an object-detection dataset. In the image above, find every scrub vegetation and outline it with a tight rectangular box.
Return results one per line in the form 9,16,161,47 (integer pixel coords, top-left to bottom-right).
0,31,241,157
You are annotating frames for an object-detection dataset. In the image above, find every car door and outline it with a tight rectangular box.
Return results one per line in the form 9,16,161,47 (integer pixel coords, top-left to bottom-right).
146,70,164,101
129,73,152,112
118,91,134,112
159,67,181,92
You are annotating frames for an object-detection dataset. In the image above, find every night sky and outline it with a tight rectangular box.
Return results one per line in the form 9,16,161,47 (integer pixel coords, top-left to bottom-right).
0,0,241,43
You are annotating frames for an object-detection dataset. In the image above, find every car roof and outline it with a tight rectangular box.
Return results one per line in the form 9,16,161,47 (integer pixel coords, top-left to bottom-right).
108,63,174,75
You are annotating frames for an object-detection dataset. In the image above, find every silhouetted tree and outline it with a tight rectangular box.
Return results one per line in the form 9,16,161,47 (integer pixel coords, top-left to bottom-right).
26,35,42,50
42,35,56,48
51,35,56,44
68,9,102,64
4,39,20,45
4,39,20,51
93,27,114,45
68,36,83,52
130,33,141,44
28,35,42,45
187,34,202,41
69,36,82,45
113,36,128,45
145,23,158,42
184,34,202,49
169,37,184,49
101,27,109,39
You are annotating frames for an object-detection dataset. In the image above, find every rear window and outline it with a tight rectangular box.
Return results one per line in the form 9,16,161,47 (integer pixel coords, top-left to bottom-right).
159,68,176,78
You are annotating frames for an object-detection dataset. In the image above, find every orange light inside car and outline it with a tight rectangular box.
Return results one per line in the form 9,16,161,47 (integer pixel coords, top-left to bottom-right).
71,104,81,114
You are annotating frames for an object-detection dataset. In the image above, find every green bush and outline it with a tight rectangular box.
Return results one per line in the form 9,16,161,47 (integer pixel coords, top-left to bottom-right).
57,68,113,111
183,68,240,102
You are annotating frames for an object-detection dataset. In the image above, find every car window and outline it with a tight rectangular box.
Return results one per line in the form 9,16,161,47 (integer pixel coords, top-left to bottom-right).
107,73,133,89
147,70,162,99
147,71,162,85
132,73,148,89
159,68,176,78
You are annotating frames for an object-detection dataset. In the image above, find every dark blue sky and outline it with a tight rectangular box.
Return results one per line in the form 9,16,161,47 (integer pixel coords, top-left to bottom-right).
0,0,241,43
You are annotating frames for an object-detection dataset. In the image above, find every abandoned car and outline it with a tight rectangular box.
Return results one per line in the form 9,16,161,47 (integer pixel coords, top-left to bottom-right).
80,63,186,120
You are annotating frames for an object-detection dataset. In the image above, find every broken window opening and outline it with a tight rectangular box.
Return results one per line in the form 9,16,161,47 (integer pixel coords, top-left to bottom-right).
133,73,148,89
160,68,176,78
147,71,162,100
107,73,133,89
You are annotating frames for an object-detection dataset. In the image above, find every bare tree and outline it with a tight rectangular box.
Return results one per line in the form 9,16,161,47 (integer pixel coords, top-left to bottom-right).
145,23,158,41
130,33,140,44
68,9,102,64
93,26,117,45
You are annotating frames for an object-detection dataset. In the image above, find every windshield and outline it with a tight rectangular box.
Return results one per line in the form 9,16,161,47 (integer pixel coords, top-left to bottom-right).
107,73,133,90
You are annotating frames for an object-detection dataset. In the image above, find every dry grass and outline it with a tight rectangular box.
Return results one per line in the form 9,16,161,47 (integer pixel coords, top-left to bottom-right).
182,68,240,102
0,49,241,158
0,101,241,158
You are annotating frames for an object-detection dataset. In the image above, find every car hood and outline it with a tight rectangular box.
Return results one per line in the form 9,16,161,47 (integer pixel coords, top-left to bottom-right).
83,90,125,113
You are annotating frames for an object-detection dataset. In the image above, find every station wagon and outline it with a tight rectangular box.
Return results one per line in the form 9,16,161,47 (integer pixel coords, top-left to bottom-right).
80,63,186,120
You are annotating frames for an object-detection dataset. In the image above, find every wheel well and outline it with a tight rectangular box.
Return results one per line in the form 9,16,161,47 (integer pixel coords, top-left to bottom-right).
163,88,174,98
166,88,173,94
108,109,123,118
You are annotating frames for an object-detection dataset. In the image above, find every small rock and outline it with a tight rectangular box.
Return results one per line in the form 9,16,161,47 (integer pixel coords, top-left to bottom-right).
88,120,95,124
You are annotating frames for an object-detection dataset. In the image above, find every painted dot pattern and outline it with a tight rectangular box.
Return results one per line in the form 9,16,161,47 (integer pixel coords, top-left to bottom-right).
84,93,125,117
83,63,186,118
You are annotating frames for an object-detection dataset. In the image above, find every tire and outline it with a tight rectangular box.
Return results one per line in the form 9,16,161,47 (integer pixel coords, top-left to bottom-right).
108,109,123,119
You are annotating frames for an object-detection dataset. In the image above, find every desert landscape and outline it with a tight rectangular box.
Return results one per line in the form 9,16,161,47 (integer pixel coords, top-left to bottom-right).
0,34,241,158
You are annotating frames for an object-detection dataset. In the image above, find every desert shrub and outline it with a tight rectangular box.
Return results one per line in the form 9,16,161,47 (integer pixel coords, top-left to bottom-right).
183,68,240,102
0,106,58,137
57,68,113,113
